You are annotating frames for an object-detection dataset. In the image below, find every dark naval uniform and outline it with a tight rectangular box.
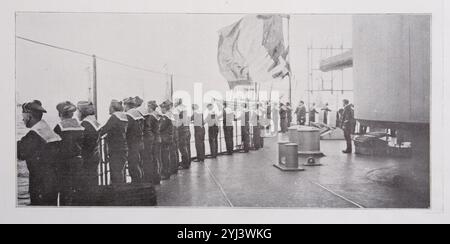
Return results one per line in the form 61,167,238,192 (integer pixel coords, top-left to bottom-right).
192,110,206,162
309,107,318,124
80,115,101,188
223,108,235,155
280,106,288,133
126,109,145,183
341,104,356,153
100,112,128,184
143,112,161,185
18,120,61,206
250,110,261,150
54,118,85,206
295,105,306,125
287,105,293,126
159,113,173,180
170,112,180,175
241,109,251,153
321,106,332,125
206,110,219,158
178,109,192,169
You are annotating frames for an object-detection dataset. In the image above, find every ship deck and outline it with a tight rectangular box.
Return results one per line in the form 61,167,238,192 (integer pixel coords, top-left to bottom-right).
157,135,430,209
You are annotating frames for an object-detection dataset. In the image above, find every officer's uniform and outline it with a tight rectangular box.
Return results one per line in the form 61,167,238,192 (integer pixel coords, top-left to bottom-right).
159,101,174,180
341,104,356,153
192,107,206,162
54,102,85,206
125,107,145,184
223,107,235,155
177,106,191,169
100,104,128,185
206,108,219,158
80,114,101,188
17,101,61,206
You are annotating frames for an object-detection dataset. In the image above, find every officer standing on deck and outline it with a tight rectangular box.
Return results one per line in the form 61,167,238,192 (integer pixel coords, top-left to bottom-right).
142,101,161,185
77,101,101,188
159,100,174,180
205,103,219,158
54,101,85,206
192,104,206,162
18,100,61,206
100,100,129,185
124,97,145,184
341,99,356,154
223,102,235,155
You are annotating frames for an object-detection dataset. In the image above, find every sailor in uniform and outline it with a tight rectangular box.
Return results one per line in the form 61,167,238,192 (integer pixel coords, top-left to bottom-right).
77,101,101,188
165,100,179,175
134,96,146,174
223,102,235,155
295,101,307,126
251,103,262,150
175,99,192,170
54,101,85,206
100,100,129,185
124,97,145,184
205,103,220,158
192,104,206,162
18,100,61,206
158,100,174,180
279,103,288,133
142,101,161,185
238,103,251,153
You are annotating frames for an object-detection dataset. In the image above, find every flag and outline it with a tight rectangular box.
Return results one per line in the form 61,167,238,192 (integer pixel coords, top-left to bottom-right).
218,14,290,89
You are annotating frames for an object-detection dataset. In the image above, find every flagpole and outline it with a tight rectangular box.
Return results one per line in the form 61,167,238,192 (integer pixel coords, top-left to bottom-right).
287,15,292,105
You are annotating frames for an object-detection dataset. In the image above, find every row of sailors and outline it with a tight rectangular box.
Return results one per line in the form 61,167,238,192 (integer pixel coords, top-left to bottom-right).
17,98,265,206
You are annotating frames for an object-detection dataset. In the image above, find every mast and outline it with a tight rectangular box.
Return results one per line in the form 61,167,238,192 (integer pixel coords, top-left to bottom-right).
92,55,98,119
287,15,292,105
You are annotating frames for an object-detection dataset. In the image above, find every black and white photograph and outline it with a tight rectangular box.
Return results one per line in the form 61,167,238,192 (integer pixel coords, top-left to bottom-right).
1,0,450,225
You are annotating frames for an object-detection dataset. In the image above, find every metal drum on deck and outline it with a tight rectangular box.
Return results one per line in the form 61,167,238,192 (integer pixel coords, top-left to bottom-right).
285,143,300,168
297,127,324,156
288,126,299,143
278,141,290,164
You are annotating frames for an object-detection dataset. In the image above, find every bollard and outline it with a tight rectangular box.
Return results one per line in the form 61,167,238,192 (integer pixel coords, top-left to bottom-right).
273,143,305,172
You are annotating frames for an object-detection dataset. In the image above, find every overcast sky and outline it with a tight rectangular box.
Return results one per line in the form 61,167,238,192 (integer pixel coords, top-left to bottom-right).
16,13,352,124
